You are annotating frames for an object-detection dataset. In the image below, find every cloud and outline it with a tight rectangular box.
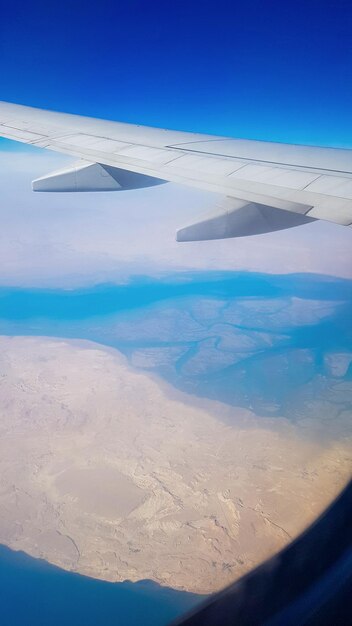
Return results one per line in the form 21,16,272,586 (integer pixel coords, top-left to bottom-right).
0,148,351,287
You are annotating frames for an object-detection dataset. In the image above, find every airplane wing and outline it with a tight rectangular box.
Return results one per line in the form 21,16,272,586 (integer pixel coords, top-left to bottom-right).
1,100,352,240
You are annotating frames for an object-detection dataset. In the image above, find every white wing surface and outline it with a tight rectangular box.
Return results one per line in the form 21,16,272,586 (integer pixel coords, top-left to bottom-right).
1,101,352,240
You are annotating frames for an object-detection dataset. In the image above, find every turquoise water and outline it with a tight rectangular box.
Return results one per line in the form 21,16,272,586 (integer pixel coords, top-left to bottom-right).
0,271,351,418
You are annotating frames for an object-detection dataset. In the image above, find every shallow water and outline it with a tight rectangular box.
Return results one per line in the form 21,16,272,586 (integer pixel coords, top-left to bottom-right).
0,271,351,419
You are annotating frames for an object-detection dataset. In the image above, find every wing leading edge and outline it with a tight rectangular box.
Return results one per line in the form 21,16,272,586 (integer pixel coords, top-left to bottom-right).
1,101,352,240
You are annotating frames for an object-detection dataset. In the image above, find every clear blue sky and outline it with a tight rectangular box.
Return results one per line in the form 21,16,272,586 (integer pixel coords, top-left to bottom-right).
1,0,352,146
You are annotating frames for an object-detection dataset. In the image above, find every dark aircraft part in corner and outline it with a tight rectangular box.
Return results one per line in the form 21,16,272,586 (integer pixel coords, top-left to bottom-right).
172,480,352,625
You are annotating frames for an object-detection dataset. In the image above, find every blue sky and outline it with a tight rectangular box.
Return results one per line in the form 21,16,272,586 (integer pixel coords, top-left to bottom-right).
1,1,352,286
1,0,352,146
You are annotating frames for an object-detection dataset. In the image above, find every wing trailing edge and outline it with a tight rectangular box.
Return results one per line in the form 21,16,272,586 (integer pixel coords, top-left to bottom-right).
1,101,352,238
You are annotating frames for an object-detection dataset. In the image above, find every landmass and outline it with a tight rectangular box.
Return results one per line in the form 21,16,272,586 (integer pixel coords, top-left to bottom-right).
0,336,350,593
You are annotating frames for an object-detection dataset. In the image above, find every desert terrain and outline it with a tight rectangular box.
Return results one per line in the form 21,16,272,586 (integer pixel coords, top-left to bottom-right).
0,336,350,594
